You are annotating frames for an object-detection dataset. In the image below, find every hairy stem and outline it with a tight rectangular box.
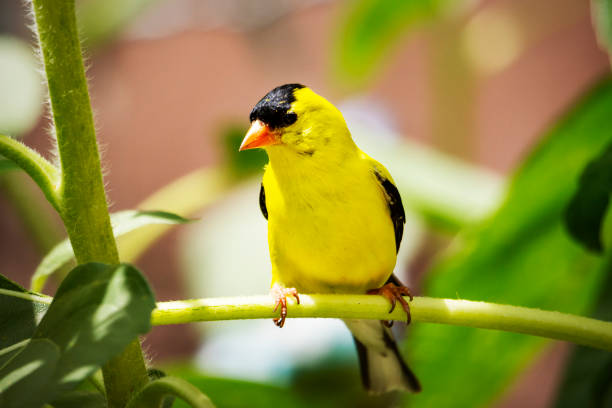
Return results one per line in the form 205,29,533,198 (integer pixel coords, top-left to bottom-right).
31,0,117,264
30,0,148,406
126,376,215,408
0,135,60,211
102,341,149,407
152,295,612,351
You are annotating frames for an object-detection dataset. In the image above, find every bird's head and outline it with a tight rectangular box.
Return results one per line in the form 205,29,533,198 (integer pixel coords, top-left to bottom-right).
240,84,354,158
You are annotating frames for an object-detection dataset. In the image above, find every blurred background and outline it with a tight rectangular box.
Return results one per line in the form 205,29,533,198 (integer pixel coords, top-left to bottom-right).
1,0,610,407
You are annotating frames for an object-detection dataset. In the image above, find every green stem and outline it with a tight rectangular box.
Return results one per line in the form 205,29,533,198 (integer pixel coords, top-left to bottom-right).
31,0,118,265
0,135,60,211
152,295,612,351
7,286,612,351
126,376,216,408
30,0,148,406
102,341,149,407
0,288,52,304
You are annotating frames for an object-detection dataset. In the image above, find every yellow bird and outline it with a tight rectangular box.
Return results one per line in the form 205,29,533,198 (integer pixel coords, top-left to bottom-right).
240,84,421,393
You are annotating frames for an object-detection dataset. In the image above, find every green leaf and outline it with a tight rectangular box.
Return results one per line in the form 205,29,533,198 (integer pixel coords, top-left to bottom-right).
0,37,44,136
51,391,107,408
0,159,19,173
77,0,160,47
165,366,310,408
165,364,390,408
31,210,191,292
0,274,49,367
0,263,156,408
553,257,612,408
334,0,458,84
111,210,192,236
222,124,267,180
592,0,612,58
405,78,612,408
126,376,215,408
0,338,60,408
564,141,612,252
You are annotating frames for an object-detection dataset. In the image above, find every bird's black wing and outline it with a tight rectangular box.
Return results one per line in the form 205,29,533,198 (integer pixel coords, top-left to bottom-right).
259,182,268,220
374,170,406,253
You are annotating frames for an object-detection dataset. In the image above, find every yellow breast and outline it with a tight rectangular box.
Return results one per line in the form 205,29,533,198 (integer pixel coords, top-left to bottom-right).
263,153,397,294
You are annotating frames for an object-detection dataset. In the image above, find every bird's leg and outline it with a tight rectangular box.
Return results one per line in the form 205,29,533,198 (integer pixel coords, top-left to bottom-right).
270,283,300,328
367,282,414,327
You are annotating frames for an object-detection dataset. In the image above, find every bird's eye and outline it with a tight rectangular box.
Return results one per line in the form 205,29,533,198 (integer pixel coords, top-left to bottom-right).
285,112,297,125
250,84,304,129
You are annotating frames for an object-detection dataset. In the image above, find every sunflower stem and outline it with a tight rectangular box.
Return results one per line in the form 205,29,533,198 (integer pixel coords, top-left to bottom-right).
152,295,612,351
30,0,149,406
6,288,611,351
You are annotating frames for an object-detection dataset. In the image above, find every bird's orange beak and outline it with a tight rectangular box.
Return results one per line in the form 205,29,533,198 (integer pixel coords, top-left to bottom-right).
239,120,279,151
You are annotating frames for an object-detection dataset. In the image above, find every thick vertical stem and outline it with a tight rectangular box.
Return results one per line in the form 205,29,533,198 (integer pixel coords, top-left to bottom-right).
31,0,117,264
30,1,148,406
103,341,150,408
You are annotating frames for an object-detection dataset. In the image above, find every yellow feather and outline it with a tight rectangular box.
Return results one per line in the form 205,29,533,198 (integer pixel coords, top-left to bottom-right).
247,84,420,393
261,87,397,293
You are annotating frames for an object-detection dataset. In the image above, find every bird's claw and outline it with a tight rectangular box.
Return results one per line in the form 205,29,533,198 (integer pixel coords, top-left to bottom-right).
271,284,300,328
367,283,414,327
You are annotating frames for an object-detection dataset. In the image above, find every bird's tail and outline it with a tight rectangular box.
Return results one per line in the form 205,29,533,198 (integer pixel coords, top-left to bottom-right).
344,319,421,394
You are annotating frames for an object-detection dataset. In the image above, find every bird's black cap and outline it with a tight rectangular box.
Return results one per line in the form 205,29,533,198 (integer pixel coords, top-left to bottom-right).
249,83,305,129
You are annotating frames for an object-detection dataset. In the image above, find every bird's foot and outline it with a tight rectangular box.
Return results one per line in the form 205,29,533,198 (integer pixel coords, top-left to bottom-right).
367,283,414,327
270,284,300,328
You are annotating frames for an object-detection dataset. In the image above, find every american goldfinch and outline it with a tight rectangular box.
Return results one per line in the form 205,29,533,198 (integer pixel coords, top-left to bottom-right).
240,84,421,393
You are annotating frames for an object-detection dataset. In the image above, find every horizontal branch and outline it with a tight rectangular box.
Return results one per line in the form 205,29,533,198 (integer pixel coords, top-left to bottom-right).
152,295,612,351
10,290,611,351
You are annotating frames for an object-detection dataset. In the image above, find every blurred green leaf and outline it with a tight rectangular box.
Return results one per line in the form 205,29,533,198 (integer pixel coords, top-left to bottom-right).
335,0,460,84
166,366,311,408
31,210,191,292
51,390,107,408
406,78,612,407
553,257,612,408
0,263,156,408
0,159,20,173
290,358,398,408
564,141,612,252
375,141,503,231
77,0,160,47
121,167,227,263
0,36,44,136
222,125,267,180
0,274,49,367
111,210,193,236
166,363,398,408
592,0,612,58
